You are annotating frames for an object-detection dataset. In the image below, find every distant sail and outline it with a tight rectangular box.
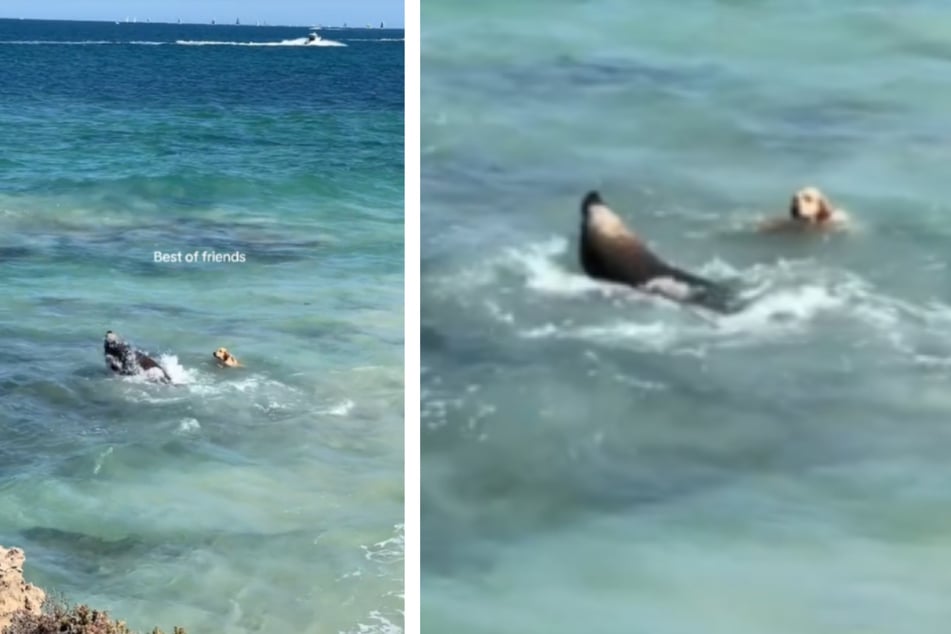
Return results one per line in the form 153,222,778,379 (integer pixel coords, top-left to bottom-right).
380,21,384,28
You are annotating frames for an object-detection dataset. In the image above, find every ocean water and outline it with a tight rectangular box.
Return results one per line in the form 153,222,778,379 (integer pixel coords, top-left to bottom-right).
422,2,951,632
0,18,403,634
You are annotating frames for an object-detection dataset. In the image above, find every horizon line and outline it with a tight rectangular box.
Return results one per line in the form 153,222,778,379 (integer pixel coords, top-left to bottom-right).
0,16,406,29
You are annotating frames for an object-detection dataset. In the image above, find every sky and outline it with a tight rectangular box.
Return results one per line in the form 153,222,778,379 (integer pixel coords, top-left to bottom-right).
0,0,404,28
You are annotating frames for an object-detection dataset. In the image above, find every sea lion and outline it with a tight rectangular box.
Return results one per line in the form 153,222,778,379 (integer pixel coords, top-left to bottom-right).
103,331,172,383
579,190,734,311
759,186,850,232
213,347,242,367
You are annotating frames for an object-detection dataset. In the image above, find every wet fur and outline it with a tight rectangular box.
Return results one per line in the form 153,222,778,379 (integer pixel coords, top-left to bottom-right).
579,191,735,312
213,347,241,368
760,186,846,233
790,186,832,222
103,331,171,383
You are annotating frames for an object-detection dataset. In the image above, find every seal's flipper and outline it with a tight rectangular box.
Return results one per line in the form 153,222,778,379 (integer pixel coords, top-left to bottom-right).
686,278,747,314
650,266,744,314
690,284,744,314
662,266,719,292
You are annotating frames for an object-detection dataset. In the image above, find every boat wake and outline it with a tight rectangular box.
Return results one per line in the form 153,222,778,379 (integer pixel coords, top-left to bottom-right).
0,38,347,47
174,37,346,47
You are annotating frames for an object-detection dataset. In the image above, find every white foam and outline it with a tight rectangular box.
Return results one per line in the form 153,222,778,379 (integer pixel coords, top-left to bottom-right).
362,524,404,565
0,38,349,47
524,319,674,345
325,399,355,416
445,238,951,358
226,376,302,397
174,37,346,47
178,418,201,432
505,238,606,296
698,256,745,278
642,276,694,302
518,279,850,351
483,300,515,324
116,353,191,386
116,354,307,414
349,612,403,634
93,446,113,475
717,284,845,333
345,524,404,634
157,354,199,385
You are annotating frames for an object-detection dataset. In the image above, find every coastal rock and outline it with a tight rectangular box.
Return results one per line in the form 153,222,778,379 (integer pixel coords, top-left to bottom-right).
0,547,45,631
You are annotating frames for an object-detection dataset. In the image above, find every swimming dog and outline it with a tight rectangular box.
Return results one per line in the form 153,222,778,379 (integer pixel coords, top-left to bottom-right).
103,331,171,383
213,347,242,368
759,186,849,232
579,190,735,311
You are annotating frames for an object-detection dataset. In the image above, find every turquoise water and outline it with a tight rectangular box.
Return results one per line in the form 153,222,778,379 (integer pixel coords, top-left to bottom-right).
1,19,403,634
422,2,951,632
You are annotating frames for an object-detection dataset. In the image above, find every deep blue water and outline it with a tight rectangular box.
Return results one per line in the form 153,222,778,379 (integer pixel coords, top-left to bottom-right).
1,18,404,634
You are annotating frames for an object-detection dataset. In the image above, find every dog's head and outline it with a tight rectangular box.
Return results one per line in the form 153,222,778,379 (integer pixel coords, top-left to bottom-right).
789,186,833,223
213,347,239,367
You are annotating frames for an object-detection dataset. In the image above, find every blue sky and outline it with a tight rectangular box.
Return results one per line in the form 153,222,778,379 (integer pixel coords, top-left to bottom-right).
0,1,403,28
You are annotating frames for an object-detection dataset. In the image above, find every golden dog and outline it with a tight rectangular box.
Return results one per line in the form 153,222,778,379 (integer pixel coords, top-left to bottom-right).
213,347,242,367
760,186,849,232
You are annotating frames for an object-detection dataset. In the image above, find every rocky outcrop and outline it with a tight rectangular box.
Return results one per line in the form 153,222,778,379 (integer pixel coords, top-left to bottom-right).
0,547,45,631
